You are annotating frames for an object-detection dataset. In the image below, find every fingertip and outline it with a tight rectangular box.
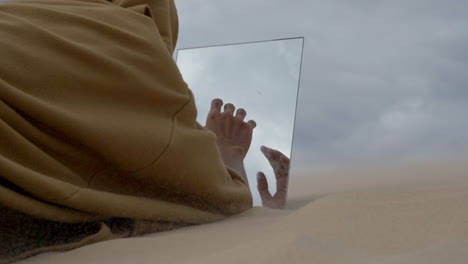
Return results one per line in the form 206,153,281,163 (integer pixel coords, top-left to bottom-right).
214,98,222,105
256,172,267,185
256,172,264,180
223,103,236,115
248,120,256,129
257,173,268,191
211,98,223,111
261,146,271,157
236,108,246,116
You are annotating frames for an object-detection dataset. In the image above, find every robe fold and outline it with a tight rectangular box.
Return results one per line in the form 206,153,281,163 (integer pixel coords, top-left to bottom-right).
0,0,252,262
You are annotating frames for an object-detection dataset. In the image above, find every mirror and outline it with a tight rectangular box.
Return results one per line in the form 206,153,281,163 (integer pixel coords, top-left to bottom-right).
176,38,304,206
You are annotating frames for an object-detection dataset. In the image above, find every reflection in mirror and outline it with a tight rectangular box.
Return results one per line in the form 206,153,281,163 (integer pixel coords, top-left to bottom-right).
176,38,303,206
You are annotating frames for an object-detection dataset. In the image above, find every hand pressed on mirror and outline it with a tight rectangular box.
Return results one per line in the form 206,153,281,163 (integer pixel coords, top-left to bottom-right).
205,98,256,185
257,146,290,209
177,39,303,207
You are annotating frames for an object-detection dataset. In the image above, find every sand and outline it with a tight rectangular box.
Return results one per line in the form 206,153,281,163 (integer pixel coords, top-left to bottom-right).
17,158,468,264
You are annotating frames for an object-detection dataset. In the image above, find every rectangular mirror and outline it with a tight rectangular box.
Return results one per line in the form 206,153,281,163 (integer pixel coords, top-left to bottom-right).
176,37,304,206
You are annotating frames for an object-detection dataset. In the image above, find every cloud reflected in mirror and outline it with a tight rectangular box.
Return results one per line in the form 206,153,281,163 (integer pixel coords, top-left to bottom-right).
176,38,304,206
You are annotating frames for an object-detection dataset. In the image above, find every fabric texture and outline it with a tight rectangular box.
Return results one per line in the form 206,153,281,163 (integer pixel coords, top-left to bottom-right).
0,0,252,262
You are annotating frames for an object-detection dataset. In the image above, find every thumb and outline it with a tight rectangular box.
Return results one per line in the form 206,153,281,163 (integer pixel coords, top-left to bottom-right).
257,172,272,203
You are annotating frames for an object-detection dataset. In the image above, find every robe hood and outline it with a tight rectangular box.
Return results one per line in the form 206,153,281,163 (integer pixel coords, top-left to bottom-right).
111,0,179,54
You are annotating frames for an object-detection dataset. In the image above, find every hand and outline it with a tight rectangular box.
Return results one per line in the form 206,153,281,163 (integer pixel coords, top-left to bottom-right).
257,146,290,209
205,98,256,163
204,98,256,185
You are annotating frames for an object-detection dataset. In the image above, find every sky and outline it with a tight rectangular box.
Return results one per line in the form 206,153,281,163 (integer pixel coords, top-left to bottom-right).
176,39,303,204
174,0,468,175
1,0,465,202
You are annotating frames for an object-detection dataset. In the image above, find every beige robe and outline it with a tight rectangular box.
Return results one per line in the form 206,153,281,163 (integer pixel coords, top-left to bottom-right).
0,0,252,262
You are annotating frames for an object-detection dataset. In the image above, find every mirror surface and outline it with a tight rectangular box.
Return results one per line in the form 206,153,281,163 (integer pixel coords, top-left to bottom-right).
176,38,303,205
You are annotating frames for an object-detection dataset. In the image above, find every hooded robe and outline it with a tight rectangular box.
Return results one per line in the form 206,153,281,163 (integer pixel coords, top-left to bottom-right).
0,0,252,262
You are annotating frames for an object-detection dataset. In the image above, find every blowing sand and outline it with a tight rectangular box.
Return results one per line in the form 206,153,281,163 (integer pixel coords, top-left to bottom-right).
18,158,468,264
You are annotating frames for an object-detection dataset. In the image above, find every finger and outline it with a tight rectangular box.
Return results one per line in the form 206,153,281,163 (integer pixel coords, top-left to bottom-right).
275,169,288,197
257,172,272,203
261,146,281,158
247,120,256,129
260,146,282,167
279,154,290,172
210,98,223,113
260,146,271,158
277,163,289,179
224,103,235,114
235,108,247,121
280,155,290,167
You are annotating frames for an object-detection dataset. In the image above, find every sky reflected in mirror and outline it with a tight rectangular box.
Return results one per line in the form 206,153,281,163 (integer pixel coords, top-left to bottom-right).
177,38,303,205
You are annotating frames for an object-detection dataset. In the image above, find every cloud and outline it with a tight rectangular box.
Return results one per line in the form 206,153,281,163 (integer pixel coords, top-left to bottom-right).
175,0,468,174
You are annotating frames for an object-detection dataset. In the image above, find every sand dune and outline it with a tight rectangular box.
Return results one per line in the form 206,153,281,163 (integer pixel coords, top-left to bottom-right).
19,159,468,264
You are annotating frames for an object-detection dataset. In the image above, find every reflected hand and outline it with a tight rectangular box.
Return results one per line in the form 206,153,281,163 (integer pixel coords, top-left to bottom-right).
257,146,290,209
205,98,256,173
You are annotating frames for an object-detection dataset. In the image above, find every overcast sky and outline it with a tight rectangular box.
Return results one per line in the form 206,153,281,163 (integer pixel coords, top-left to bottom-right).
175,0,468,174
3,0,464,199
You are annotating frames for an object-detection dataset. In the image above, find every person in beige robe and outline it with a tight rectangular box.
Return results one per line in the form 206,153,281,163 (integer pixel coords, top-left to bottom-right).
0,0,255,262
